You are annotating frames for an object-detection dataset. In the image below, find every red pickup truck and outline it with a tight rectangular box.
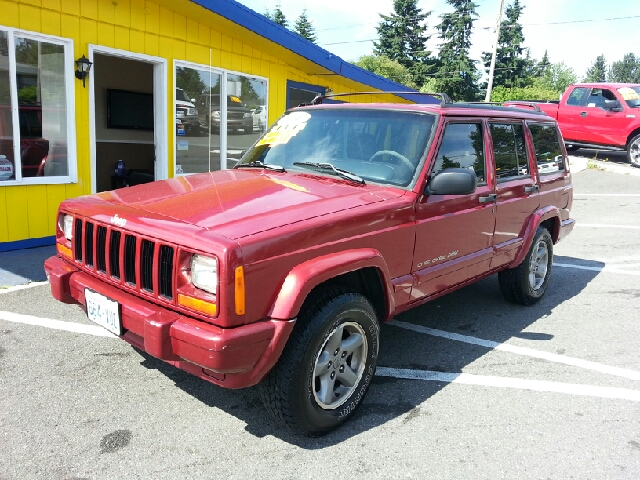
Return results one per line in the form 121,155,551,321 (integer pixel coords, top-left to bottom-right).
508,83,640,167
45,97,574,435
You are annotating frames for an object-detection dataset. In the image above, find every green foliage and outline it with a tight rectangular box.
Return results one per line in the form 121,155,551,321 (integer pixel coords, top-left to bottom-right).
433,0,480,101
17,85,38,104
536,50,550,77
374,0,436,87
482,0,534,89
354,55,416,89
490,82,562,102
584,55,607,82
293,9,317,43
537,62,577,92
176,67,206,100
272,5,288,28
608,53,640,83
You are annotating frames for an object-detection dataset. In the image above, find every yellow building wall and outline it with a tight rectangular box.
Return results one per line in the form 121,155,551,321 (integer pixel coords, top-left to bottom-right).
0,0,407,245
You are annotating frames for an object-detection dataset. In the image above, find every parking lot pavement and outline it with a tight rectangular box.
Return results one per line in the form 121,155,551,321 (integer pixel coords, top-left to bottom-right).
1,168,639,479
0,245,54,288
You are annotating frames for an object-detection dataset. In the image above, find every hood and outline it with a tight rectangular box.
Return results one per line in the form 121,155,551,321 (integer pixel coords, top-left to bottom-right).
94,170,403,240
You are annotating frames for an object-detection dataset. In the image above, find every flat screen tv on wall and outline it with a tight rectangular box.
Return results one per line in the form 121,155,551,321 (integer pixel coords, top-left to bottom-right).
107,89,154,130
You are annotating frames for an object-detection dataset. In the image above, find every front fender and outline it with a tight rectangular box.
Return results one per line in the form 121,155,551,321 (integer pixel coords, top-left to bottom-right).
268,249,394,320
509,206,560,268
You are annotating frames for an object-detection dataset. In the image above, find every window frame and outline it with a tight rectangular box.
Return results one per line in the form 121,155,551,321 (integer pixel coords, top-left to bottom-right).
0,27,77,185
430,120,488,187
526,121,566,176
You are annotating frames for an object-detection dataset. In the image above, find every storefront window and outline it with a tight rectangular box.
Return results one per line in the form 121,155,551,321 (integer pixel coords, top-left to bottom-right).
0,29,74,184
174,64,267,174
226,73,267,167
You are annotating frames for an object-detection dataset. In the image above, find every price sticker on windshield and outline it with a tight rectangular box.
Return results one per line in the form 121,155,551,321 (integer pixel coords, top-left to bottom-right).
258,111,310,146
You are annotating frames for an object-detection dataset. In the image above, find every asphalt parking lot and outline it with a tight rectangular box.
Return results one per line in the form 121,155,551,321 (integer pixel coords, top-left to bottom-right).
1,163,639,479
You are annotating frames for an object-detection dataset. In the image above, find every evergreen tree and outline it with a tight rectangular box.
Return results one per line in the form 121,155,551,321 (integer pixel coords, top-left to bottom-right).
265,5,288,27
374,0,436,87
482,0,534,89
536,50,550,77
434,0,480,101
584,54,607,82
294,9,317,43
608,53,640,83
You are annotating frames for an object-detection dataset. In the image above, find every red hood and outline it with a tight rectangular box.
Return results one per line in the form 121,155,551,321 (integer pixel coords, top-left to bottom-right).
93,170,403,240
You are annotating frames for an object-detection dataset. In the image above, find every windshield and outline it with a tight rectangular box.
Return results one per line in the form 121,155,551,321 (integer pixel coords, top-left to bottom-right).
237,108,436,187
617,86,640,107
176,89,190,102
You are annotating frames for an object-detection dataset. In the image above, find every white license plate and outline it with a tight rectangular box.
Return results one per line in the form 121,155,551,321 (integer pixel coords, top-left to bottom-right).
85,289,122,336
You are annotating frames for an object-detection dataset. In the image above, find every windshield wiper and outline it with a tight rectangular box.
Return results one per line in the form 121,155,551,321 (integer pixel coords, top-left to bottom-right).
292,161,365,184
234,161,286,172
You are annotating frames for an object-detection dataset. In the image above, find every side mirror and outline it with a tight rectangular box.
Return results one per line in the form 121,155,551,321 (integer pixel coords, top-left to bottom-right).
425,168,477,195
604,99,623,112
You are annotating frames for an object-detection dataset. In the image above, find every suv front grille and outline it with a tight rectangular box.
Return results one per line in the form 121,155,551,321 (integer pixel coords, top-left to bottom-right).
72,217,175,300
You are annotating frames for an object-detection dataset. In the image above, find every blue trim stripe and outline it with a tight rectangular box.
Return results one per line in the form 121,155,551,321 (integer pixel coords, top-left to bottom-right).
190,0,438,104
0,236,56,253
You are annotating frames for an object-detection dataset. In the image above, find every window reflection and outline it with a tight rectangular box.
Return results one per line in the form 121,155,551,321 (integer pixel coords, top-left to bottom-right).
0,31,14,181
15,37,68,178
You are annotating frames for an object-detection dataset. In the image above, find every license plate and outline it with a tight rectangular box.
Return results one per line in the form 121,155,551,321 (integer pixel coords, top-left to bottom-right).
85,289,122,336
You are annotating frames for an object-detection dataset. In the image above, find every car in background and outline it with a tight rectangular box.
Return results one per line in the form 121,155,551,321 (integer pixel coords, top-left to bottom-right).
175,88,199,135
197,94,253,134
0,104,50,179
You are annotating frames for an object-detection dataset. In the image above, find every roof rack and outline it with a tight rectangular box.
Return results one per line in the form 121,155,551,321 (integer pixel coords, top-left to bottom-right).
501,101,542,112
303,91,453,106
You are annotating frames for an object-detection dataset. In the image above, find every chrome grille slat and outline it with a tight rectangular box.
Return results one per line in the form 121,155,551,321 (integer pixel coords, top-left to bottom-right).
84,222,94,267
141,239,155,292
96,226,107,273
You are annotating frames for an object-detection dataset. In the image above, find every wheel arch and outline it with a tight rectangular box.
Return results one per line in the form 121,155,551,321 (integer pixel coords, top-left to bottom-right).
509,207,560,268
268,249,394,322
626,127,640,147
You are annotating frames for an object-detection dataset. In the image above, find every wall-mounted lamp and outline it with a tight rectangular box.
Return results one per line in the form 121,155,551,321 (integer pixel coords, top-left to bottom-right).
75,55,92,88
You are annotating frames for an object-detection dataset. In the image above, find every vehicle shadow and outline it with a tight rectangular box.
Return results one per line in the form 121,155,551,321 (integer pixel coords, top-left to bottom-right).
0,245,55,287
136,255,603,448
571,148,629,165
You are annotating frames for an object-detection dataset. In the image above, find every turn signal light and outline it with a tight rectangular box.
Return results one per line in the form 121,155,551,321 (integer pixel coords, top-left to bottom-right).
177,293,217,316
235,266,245,315
57,243,73,259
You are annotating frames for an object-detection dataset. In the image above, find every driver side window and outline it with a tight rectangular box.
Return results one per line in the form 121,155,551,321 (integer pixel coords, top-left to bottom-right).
431,122,486,185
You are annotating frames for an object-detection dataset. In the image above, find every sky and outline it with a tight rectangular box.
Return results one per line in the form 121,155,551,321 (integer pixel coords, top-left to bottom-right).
236,0,639,82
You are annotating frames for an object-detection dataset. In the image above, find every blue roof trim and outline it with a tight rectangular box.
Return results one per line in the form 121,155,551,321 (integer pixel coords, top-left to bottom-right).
190,0,437,104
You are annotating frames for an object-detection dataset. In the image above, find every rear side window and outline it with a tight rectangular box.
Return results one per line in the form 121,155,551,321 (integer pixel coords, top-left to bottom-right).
431,122,485,185
489,123,528,181
528,123,565,175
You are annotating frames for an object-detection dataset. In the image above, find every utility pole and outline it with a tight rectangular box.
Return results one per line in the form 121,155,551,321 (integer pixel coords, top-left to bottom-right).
484,0,505,102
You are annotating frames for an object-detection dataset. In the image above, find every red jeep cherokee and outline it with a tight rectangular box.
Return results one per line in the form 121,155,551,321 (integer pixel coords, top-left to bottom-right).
45,95,574,435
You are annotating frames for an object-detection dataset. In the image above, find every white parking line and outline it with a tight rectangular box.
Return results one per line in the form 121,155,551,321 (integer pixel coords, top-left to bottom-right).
574,194,640,197
388,320,640,381
574,223,640,230
0,311,115,337
554,262,640,276
376,368,640,402
0,281,49,294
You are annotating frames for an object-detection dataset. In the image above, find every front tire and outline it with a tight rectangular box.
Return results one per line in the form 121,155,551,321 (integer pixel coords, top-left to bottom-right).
627,134,640,168
498,226,553,305
259,286,379,436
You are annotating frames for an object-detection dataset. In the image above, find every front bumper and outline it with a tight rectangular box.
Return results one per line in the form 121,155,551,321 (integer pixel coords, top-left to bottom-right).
44,255,295,388
558,218,575,242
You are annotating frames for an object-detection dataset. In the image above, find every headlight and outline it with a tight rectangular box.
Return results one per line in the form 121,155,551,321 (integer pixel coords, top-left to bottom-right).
212,111,221,119
243,112,251,118
62,214,73,240
191,254,218,295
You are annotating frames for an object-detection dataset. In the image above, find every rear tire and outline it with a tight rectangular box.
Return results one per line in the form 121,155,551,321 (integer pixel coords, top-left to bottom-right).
258,286,379,436
498,226,553,305
627,134,640,168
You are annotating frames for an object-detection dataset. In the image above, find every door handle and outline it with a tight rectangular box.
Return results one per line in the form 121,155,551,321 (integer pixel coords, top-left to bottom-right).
524,185,539,194
580,111,588,117
479,194,497,204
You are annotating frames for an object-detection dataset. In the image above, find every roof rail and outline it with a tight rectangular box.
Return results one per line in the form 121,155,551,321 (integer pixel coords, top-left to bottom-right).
303,91,453,106
502,101,542,112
